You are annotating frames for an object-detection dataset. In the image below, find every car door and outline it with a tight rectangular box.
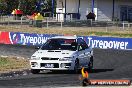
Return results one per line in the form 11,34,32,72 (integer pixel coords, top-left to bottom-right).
77,38,87,67
84,47,91,65
77,44,85,67
81,40,91,66
77,38,90,67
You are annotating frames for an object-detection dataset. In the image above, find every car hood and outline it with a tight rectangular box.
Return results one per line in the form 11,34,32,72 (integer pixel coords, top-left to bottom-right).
31,50,77,58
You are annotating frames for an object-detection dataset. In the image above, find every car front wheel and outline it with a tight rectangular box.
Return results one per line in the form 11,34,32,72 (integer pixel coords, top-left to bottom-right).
74,59,80,73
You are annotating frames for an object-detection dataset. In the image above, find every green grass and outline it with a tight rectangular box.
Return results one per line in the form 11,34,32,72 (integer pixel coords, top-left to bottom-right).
87,31,132,38
0,58,8,66
0,25,132,38
0,57,30,73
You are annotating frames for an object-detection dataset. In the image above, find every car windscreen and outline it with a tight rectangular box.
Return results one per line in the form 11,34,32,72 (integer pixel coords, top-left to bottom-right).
41,39,77,51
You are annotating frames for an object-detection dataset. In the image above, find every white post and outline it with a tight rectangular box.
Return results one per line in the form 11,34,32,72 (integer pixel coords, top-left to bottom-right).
21,16,22,25
71,14,72,21
61,20,63,29
123,22,124,29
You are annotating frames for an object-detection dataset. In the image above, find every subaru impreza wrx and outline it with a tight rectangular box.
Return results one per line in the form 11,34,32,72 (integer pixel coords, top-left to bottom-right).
30,36,93,74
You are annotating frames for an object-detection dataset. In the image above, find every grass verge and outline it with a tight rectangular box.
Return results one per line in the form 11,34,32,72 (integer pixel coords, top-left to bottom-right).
0,57,30,73
0,25,132,38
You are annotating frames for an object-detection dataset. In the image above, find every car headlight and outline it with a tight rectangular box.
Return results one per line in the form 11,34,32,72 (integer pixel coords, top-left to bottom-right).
30,56,40,60
59,57,73,61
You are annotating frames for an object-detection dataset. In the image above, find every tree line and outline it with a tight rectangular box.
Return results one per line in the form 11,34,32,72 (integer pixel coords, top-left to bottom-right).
0,0,55,15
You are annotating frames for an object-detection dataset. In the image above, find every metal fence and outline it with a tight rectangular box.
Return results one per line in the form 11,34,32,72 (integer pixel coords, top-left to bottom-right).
0,15,132,33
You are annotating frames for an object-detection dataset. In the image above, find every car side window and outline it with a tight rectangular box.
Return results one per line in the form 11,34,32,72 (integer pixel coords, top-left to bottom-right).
78,45,83,51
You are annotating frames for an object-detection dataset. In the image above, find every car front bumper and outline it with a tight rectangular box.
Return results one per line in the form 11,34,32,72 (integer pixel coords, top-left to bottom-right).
30,60,75,70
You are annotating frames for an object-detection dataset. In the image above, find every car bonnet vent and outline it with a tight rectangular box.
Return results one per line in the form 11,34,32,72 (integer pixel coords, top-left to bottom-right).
62,53,69,54
48,50,54,52
55,51,61,52
47,50,61,52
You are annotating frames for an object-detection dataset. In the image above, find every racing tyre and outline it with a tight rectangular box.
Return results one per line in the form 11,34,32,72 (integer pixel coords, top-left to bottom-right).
31,69,40,74
74,59,80,74
87,57,93,72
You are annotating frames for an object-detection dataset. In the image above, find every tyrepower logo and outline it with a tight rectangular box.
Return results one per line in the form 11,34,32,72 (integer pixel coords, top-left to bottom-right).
18,34,49,45
9,32,54,45
78,36,130,50
87,37,128,50
10,33,20,44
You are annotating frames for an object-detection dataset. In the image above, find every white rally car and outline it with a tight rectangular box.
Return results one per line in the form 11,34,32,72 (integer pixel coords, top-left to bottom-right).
30,36,93,74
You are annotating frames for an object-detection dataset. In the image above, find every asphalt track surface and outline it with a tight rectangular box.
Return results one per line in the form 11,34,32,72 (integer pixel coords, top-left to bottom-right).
0,44,132,88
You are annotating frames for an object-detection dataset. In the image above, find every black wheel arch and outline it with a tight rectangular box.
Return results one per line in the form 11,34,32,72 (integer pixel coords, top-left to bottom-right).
90,56,93,62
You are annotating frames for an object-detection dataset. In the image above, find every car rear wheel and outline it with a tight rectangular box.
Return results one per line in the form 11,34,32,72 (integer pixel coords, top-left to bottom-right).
87,57,93,72
31,69,40,74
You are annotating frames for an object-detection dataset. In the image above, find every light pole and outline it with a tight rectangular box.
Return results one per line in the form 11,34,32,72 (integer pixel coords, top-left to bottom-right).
92,0,94,13
52,0,55,17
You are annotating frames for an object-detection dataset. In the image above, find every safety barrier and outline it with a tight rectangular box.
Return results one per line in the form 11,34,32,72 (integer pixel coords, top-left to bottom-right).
0,31,132,50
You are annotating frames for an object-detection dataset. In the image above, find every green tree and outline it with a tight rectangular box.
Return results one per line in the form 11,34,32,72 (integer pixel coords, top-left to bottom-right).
0,0,56,15
0,0,7,15
0,0,19,15
18,0,37,15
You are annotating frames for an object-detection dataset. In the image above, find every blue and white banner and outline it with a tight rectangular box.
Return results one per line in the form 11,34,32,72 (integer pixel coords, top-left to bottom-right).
9,32,59,45
4,32,132,50
79,36,131,50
